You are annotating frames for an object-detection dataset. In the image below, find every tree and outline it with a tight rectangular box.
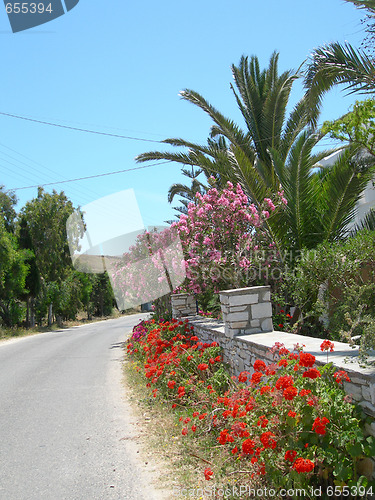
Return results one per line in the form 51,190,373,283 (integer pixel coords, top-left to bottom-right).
0,185,17,233
20,188,75,325
304,0,375,120
172,182,285,295
137,53,374,258
322,99,375,156
17,214,40,328
0,218,29,327
90,273,114,317
167,165,208,222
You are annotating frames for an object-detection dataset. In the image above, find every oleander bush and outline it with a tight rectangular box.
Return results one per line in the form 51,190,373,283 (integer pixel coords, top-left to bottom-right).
127,318,375,497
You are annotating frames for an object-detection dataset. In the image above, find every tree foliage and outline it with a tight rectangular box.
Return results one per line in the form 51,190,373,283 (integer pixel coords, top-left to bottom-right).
322,99,375,156
137,53,374,256
0,218,29,326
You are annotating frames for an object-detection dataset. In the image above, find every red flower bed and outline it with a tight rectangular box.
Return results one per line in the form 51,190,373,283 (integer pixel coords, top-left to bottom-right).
127,318,375,492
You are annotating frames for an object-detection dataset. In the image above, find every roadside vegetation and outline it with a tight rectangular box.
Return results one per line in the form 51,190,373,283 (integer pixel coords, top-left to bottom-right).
124,317,375,499
132,0,375,358
119,1,375,496
0,186,120,333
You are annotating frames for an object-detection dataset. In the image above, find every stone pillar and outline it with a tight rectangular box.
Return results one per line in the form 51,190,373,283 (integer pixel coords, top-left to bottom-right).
219,286,273,338
171,293,197,318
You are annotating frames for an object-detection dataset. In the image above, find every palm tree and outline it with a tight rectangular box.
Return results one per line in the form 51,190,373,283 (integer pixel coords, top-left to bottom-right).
136,53,375,256
166,166,207,222
304,0,375,120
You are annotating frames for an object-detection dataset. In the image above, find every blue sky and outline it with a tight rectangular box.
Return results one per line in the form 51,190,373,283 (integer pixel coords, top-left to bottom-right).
0,0,366,227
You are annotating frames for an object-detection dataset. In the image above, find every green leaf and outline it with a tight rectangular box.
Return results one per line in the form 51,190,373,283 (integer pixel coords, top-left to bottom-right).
347,442,363,457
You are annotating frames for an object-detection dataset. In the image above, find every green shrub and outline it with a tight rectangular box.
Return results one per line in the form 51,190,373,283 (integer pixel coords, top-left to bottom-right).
285,230,375,356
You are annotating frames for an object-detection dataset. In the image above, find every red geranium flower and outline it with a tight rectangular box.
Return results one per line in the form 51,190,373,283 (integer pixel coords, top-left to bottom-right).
275,375,294,390
251,372,263,385
333,370,351,384
312,416,330,435
299,389,312,397
238,371,249,383
218,429,230,445
293,457,314,473
283,386,298,401
242,438,256,455
260,431,277,449
197,363,209,371
285,450,297,462
320,340,334,352
302,368,321,379
253,360,266,372
204,468,213,480
257,415,269,428
299,352,316,367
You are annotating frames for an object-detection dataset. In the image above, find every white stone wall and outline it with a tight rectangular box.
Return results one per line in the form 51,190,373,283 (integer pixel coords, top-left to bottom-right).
187,317,375,443
170,289,375,436
171,293,197,318
220,286,273,337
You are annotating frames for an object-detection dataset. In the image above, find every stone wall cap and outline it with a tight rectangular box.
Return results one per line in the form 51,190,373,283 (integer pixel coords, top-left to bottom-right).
219,286,270,296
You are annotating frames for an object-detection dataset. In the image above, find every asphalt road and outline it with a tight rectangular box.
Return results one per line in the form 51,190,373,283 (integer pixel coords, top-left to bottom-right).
0,314,164,500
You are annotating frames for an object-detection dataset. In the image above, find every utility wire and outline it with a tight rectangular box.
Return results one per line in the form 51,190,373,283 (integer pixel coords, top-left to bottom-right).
0,110,345,147
0,111,163,143
10,161,173,191
0,141,117,205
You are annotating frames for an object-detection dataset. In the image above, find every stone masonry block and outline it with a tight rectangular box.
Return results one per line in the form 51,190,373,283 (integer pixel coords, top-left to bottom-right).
251,302,272,319
362,385,372,403
226,312,249,322
242,327,261,335
228,294,258,307
261,318,273,332
219,294,230,305
345,382,364,399
229,321,248,329
230,305,249,313
359,400,375,418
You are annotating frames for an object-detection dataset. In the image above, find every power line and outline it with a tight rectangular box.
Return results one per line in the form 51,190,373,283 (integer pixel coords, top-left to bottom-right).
10,161,173,191
0,141,117,205
0,110,344,147
0,111,163,143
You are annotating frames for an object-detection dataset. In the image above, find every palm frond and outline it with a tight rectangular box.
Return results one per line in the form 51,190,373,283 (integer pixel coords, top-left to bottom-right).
318,146,375,239
350,207,375,234
282,131,322,250
344,0,375,13
280,95,314,161
179,89,251,154
304,42,375,124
